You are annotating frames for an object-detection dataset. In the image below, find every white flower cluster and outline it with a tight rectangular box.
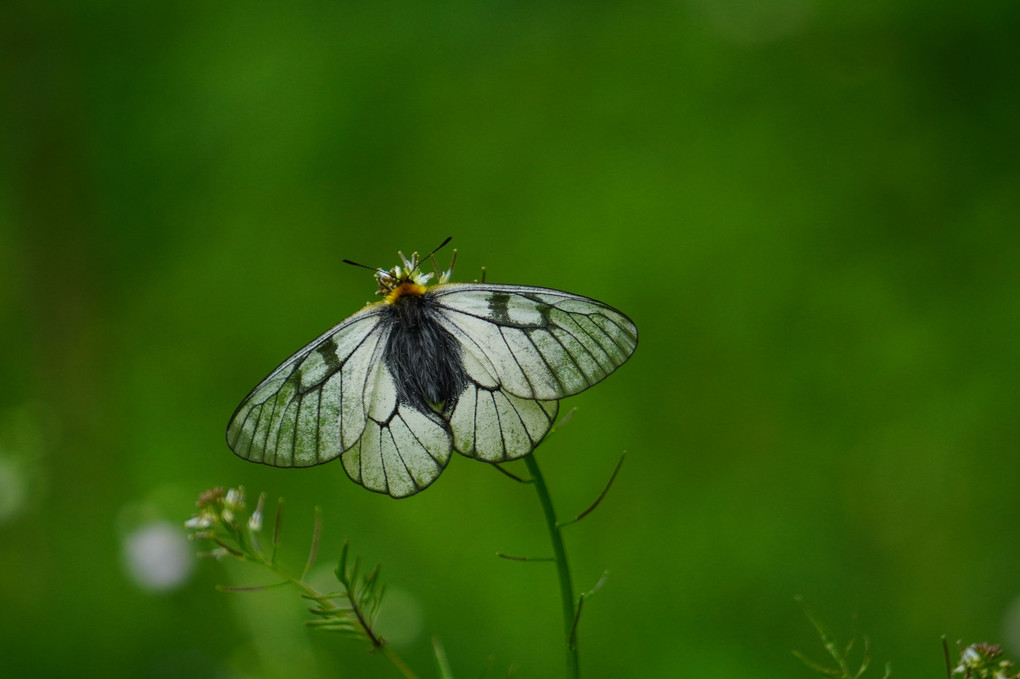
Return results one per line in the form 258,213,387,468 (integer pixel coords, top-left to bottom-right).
183,486,264,560
953,643,1018,679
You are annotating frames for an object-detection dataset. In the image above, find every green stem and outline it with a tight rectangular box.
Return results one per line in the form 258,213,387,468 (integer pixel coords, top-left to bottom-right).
524,454,579,679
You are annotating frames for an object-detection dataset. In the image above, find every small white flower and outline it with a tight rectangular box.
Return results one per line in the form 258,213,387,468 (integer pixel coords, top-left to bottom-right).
960,646,982,668
225,487,244,508
248,493,266,532
184,514,213,529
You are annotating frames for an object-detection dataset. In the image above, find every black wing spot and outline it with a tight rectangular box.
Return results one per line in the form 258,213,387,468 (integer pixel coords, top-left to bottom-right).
487,292,513,324
315,339,342,373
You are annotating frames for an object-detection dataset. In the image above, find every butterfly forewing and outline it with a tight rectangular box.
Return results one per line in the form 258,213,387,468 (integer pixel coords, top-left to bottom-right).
429,284,638,399
226,306,389,467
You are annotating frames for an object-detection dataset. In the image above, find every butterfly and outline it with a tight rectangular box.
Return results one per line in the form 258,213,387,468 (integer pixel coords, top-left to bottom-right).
226,238,638,498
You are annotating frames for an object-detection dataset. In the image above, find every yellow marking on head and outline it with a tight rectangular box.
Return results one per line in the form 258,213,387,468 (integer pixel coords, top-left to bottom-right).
385,282,427,304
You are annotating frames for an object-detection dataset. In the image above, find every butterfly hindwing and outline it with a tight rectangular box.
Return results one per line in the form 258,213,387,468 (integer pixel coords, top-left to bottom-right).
448,382,559,462
342,402,451,498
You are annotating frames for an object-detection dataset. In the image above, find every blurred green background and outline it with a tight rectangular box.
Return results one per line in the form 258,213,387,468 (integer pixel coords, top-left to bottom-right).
2,1,1019,677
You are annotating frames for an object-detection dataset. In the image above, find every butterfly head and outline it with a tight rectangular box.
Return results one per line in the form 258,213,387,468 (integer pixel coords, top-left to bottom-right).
373,239,456,304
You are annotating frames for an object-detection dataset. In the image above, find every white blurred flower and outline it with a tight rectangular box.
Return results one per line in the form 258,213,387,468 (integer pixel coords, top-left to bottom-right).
123,521,194,592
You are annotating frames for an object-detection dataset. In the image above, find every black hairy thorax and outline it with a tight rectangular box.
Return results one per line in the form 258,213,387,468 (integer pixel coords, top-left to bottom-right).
383,293,466,415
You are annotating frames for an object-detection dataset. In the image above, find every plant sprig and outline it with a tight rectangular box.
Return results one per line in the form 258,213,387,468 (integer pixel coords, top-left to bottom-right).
793,597,890,679
185,486,419,679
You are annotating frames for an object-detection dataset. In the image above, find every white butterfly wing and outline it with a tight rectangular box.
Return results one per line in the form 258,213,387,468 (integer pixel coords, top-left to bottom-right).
430,283,638,462
226,305,454,497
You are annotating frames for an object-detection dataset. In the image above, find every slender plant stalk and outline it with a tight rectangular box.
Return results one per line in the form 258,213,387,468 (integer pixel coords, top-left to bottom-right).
524,454,579,679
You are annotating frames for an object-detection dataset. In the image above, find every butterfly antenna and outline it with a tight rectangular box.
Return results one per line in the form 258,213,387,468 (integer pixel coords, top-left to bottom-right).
342,258,386,275
345,237,452,277
421,236,452,265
